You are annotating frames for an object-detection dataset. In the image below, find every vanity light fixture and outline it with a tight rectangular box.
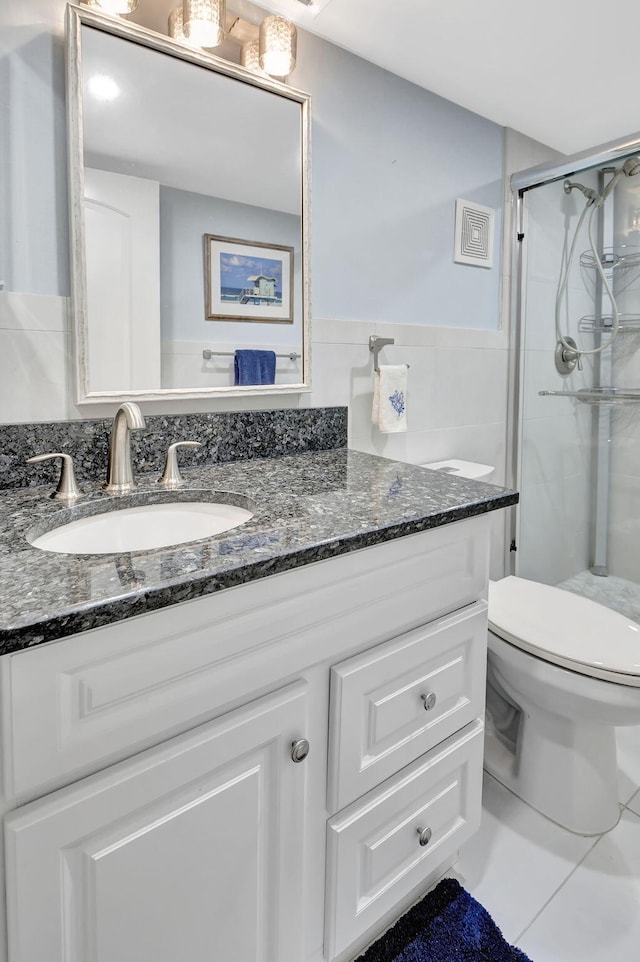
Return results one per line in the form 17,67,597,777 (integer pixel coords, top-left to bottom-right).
182,0,226,48
85,0,139,13
240,39,268,77
259,15,297,78
168,6,187,42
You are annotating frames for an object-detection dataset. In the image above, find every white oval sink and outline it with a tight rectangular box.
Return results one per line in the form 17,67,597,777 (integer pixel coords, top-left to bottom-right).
28,500,254,555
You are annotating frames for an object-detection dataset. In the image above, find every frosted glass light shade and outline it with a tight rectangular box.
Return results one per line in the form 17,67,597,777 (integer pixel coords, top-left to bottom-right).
241,40,268,77
168,6,187,42
182,0,226,47
259,16,297,78
86,0,138,13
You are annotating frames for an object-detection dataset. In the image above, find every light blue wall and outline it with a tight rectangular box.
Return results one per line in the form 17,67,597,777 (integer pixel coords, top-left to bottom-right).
0,6,504,329
293,32,504,328
0,23,69,295
159,187,302,347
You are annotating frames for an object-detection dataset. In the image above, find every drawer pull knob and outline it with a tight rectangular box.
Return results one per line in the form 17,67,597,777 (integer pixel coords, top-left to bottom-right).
417,826,432,847
421,692,437,711
291,738,310,763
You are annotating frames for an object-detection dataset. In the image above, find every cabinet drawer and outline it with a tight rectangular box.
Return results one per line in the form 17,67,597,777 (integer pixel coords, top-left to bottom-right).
328,602,487,812
324,720,483,961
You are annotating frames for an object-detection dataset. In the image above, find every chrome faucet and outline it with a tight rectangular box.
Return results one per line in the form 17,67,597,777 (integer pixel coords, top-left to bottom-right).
104,402,146,495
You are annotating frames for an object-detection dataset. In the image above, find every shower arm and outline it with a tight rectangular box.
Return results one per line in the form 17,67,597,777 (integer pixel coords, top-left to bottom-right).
564,180,598,205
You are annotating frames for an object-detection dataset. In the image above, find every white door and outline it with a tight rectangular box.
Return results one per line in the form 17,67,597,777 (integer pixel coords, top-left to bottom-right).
5,681,309,962
84,167,161,392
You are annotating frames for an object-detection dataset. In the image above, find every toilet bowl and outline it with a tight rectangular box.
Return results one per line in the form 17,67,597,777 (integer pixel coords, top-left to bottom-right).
486,576,640,835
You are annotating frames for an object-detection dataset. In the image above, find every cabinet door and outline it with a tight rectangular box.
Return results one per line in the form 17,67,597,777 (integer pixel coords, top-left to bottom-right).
5,681,308,962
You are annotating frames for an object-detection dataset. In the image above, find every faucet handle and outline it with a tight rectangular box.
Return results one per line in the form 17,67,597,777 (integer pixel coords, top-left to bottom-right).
26,452,81,503
158,441,202,489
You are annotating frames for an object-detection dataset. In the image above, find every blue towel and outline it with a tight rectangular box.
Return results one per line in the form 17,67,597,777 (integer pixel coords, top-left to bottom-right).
234,350,276,386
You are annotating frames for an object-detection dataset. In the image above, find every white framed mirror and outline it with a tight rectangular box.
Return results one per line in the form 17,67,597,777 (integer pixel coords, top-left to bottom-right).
66,2,311,403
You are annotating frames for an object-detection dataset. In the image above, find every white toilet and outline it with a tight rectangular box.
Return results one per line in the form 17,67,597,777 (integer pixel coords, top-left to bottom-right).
420,459,495,482
419,459,640,834
486,576,640,835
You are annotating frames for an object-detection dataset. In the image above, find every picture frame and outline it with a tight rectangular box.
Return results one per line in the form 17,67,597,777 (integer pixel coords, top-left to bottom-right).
204,234,294,323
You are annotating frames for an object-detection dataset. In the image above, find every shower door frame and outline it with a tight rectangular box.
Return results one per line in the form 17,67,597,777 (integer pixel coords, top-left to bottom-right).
506,129,640,577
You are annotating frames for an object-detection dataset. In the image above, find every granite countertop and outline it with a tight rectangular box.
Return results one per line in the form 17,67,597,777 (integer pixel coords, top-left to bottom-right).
0,448,518,654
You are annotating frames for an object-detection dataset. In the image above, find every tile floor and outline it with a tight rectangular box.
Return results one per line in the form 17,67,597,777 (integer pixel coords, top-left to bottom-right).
558,570,640,625
452,723,640,961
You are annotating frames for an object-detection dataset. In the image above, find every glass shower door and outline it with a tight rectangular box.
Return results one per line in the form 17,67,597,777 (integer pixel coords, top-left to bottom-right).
516,164,640,623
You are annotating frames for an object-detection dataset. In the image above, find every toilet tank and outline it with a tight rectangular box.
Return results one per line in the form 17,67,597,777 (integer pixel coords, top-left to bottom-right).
420,460,494,481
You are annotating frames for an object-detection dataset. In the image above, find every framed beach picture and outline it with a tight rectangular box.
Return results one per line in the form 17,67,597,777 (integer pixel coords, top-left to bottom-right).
204,234,294,323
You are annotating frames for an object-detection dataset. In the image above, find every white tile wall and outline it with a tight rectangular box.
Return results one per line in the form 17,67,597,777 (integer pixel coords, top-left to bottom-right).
310,317,511,580
607,474,640,583
0,291,72,422
518,473,591,586
628,790,640,817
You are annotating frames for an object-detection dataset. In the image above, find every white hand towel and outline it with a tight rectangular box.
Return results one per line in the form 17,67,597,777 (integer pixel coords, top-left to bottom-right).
372,364,408,433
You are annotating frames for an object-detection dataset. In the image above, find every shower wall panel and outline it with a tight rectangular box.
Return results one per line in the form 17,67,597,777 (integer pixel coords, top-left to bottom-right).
518,177,597,584
608,180,640,582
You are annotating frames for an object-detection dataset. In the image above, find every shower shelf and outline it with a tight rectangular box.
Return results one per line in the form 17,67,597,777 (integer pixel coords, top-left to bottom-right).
578,314,640,334
580,246,640,271
539,387,640,404
580,246,640,297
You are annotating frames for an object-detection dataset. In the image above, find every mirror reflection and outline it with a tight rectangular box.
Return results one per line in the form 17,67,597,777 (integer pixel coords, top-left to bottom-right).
71,13,309,400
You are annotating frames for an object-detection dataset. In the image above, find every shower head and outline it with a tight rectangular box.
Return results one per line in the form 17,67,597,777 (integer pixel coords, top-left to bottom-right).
596,155,640,205
622,155,640,177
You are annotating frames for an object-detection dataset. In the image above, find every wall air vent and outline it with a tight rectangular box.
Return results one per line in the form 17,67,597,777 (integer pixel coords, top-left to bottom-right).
453,198,495,268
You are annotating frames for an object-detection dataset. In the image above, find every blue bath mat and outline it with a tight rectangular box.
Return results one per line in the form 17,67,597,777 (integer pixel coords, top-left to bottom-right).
354,878,532,961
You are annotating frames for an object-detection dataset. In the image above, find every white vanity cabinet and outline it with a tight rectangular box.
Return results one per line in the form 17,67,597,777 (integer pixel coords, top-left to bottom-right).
0,514,492,962
5,683,308,962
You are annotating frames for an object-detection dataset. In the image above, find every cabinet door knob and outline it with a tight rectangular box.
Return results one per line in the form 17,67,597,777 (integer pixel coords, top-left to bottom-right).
291,738,310,763
417,826,432,847
421,692,437,711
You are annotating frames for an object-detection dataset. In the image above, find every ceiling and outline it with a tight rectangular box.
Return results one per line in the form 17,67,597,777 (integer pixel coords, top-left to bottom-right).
12,0,640,158
242,0,640,157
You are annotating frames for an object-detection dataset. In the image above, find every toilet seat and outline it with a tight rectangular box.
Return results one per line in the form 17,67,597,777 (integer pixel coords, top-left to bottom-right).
488,576,640,687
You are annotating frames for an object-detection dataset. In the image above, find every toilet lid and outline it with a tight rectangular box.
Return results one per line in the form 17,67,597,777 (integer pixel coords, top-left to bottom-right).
488,576,640,686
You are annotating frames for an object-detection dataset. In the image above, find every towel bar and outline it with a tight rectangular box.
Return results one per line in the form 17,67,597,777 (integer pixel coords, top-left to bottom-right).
369,335,410,371
202,349,301,362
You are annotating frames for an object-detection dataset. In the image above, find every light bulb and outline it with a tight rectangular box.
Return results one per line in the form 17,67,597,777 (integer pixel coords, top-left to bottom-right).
85,0,139,14
259,16,297,78
241,39,268,77
182,0,226,48
168,6,187,42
